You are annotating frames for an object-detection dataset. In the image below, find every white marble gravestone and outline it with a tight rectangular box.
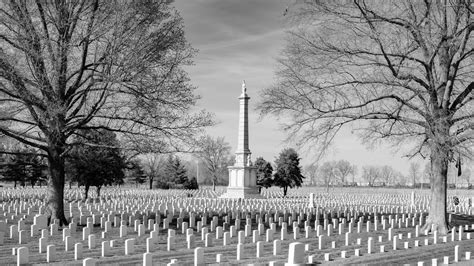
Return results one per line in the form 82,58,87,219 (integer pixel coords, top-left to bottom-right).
220,81,262,199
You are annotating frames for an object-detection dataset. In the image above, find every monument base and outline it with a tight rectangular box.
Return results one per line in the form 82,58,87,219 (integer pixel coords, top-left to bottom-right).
220,164,264,199
219,187,265,199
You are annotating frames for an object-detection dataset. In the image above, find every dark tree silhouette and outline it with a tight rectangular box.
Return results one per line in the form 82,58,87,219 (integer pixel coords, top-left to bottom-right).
1,146,47,187
163,155,188,187
184,176,199,190
67,129,125,199
254,157,273,192
273,148,305,196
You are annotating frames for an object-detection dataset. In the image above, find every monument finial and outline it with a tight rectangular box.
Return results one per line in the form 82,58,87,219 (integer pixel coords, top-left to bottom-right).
242,80,247,94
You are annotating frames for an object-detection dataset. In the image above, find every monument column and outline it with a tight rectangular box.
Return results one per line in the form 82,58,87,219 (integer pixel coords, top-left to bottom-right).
235,81,251,166
220,81,262,198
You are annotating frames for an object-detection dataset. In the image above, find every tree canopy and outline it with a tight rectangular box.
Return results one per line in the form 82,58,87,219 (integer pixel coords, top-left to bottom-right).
273,148,305,196
254,157,273,192
0,0,212,224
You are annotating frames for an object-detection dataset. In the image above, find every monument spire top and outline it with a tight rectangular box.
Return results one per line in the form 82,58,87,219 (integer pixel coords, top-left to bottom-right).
242,80,247,94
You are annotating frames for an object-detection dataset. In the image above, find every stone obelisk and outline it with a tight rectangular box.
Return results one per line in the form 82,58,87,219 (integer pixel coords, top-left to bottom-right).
220,81,261,198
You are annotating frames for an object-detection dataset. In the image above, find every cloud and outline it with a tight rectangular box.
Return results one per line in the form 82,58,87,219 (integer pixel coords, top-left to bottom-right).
173,0,422,174
197,29,284,52
175,0,288,46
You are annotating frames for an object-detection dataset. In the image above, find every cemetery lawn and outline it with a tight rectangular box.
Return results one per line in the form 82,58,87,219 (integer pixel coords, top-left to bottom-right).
1,186,474,265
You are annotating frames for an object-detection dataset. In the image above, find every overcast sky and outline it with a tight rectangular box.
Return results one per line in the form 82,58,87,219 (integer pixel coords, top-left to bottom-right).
174,0,422,176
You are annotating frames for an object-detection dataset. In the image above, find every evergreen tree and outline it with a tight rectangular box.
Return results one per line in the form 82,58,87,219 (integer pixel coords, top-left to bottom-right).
162,155,189,187
273,148,305,197
67,129,125,199
174,157,188,185
1,146,47,188
254,157,273,192
28,155,48,187
3,152,27,187
184,176,199,190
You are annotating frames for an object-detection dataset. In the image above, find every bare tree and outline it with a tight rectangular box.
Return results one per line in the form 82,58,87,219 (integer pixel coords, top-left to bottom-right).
350,164,358,185
303,163,319,186
461,166,472,187
423,161,433,185
141,153,166,189
195,136,232,191
379,165,398,186
396,173,409,187
361,166,380,186
409,162,421,188
0,1,213,224
319,161,336,192
258,1,473,234
333,160,354,185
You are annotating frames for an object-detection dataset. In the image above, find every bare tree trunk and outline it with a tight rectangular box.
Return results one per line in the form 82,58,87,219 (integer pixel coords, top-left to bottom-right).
84,184,90,200
149,177,153,189
422,142,449,234
47,147,69,226
212,175,216,191
14,180,17,188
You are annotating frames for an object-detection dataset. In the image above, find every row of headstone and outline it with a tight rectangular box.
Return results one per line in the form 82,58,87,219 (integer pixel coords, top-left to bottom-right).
3,186,474,265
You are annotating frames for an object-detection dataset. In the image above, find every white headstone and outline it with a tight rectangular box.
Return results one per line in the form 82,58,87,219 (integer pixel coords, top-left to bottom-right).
143,253,152,266
287,242,304,265
75,243,83,260
47,244,56,262
83,257,96,266
17,246,29,265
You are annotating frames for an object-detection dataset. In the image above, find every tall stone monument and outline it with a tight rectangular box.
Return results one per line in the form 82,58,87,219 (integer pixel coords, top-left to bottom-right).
220,81,262,198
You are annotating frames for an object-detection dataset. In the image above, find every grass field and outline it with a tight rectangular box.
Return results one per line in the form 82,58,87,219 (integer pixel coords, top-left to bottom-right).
1,186,473,265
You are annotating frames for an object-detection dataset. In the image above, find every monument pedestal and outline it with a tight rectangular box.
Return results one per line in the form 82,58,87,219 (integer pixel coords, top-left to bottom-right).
220,165,263,199
219,187,263,199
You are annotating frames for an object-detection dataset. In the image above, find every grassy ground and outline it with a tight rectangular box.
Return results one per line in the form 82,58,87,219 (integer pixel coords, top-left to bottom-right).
1,186,474,265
